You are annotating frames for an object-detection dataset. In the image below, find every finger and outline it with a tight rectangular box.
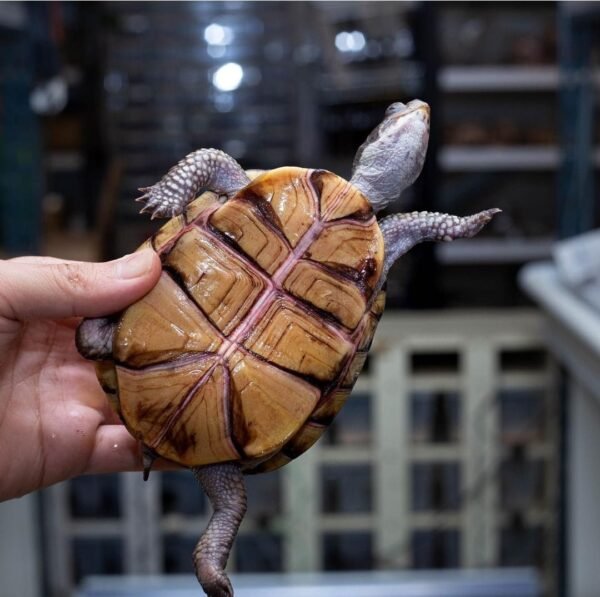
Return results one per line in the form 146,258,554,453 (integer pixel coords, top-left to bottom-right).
9,256,67,265
0,249,161,321
85,425,181,475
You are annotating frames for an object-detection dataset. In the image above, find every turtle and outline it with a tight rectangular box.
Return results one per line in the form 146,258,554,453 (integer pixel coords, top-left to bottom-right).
76,99,499,596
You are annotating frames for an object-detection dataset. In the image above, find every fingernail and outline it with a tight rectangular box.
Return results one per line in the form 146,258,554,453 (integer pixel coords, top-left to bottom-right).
112,250,154,279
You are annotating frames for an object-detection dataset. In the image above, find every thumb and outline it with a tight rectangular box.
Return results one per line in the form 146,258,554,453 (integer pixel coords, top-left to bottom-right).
0,250,162,321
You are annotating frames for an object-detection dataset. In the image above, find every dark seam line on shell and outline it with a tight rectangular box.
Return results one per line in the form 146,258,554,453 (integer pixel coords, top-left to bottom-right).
198,221,272,289
272,170,323,271
283,259,368,323
150,359,235,458
239,345,329,392
231,287,353,349
220,364,246,461
310,333,365,413
307,169,323,218
153,203,220,258
114,351,215,372
351,314,371,347
178,222,276,340
317,174,352,221
241,168,319,250
320,215,380,235
220,341,323,397
181,195,218,226
323,208,373,223
150,212,187,253
282,421,327,460
162,266,229,343
283,287,356,333
237,290,353,368
302,258,373,300
316,173,377,223
243,192,294,250
304,214,381,294
280,289,354,346
204,221,273,279
152,218,189,257
366,285,387,314
220,197,293,258
223,366,247,461
310,390,353,425
313,169,373,223
284,171,321,246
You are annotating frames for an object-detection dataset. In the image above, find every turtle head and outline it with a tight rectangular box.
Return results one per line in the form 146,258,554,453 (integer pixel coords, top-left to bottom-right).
350,99,430,212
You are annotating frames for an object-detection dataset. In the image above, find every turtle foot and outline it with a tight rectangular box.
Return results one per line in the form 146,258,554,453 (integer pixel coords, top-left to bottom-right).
76,317,116,360
136,184,179,220
195,562,233,597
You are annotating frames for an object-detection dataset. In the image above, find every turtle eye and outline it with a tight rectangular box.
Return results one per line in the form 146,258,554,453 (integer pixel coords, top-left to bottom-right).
385,102,406,117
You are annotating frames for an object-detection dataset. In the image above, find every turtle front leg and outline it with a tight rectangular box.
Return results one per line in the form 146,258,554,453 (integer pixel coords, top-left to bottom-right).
136,149,250,219
192,462,247,597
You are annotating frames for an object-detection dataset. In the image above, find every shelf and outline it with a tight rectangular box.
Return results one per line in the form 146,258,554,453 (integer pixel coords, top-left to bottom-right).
439,65,600,92
437,237,554,265
440,146,600,171
439,146,559,171
440,66,558,92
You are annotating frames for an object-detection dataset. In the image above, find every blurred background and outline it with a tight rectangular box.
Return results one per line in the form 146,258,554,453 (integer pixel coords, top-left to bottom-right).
0,1,599,596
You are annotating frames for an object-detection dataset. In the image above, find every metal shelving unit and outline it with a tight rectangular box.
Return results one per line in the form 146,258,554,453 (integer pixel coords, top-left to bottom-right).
435,5,597,270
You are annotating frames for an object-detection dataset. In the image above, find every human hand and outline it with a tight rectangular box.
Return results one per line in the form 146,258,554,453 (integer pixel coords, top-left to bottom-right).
0,250,162,501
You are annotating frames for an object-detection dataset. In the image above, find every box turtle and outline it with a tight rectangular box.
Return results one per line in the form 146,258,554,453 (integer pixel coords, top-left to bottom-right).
77,99,498,596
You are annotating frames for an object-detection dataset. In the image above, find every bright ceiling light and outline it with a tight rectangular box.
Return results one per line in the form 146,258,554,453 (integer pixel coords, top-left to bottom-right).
204,23,234,46
212,62,244,92
335,30,366,53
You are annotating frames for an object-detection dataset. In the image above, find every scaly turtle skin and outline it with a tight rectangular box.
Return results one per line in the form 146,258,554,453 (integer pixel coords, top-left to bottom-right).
77,100,499,597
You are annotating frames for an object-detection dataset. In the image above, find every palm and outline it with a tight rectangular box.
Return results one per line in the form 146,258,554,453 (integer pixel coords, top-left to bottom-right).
0,318,137,500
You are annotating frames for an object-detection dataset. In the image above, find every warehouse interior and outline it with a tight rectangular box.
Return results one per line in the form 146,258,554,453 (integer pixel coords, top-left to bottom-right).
0,2,599,597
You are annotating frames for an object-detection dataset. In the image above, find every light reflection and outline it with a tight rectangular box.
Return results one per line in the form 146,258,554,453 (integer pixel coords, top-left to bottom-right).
212,62,244,92
335,30,366,53
207,44,226,59
204,23,234,46
214,92,235,112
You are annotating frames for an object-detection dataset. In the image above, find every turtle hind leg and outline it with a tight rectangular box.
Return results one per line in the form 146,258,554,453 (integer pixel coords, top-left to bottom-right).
192,463,247,597
378,209,501,285
75,317,117,360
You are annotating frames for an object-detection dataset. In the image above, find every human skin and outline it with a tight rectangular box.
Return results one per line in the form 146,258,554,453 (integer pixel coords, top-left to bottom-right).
0,249,162,501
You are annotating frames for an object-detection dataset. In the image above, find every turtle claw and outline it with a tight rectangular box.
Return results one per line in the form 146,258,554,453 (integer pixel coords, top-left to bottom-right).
135,184,176,219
